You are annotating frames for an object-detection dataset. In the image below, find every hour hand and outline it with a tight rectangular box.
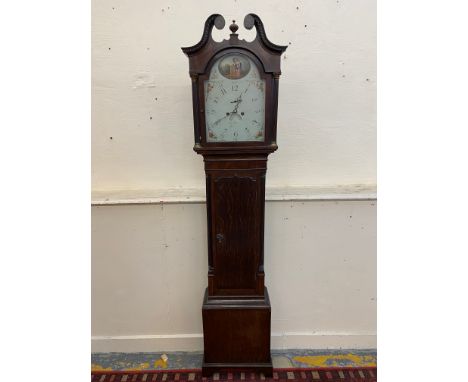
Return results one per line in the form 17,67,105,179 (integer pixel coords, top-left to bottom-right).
230,94,243,104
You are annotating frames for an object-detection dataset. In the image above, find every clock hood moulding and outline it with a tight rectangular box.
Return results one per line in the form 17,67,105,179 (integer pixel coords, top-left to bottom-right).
182,14,287,76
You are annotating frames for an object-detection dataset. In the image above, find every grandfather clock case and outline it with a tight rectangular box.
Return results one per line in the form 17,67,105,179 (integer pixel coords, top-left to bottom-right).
182,14,287,377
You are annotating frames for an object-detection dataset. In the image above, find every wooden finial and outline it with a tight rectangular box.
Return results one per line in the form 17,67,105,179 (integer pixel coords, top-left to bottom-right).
229,20,238,34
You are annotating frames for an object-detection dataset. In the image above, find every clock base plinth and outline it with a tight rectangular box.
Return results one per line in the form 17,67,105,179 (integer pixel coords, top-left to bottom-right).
201,288,272,377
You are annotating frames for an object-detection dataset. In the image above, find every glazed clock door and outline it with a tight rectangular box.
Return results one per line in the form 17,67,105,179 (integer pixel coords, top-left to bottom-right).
204,52,266,142
211,173,264,295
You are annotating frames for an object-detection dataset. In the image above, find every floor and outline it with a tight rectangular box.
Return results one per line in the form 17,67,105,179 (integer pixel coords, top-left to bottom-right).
91,349,377,372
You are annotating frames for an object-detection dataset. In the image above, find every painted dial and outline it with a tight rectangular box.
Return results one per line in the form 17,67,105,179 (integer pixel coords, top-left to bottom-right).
204,53,265,142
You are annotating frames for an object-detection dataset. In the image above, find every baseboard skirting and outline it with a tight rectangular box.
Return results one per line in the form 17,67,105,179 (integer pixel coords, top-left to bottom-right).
91,333,376,353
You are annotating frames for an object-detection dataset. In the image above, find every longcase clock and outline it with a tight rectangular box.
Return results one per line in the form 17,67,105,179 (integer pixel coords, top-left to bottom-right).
182,14,287,377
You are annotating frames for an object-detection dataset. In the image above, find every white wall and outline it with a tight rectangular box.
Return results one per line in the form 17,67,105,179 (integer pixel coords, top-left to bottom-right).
92,0,376,352
92,200,376,352
92,0,376,195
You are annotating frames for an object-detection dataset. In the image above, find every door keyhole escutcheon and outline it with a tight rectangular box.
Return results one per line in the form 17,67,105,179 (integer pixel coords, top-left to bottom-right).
216,233,224,243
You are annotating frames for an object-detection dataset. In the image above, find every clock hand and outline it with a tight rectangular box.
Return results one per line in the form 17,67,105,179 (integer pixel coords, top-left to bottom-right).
213,114,229,125
230,105,240,120
230,93,243,105
229,94,243,119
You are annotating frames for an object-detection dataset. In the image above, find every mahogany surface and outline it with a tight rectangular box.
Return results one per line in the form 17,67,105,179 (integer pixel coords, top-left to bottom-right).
182,14,286,377
202,288,272,377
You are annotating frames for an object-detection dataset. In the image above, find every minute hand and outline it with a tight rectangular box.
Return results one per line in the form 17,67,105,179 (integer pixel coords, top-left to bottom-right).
230,95,242,118
213,114,229,126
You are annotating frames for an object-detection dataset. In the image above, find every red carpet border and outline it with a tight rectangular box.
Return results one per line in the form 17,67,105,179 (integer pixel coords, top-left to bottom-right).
91,367,377,381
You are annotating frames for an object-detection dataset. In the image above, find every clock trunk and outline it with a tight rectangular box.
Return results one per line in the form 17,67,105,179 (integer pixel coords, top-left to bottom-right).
206,156,266,297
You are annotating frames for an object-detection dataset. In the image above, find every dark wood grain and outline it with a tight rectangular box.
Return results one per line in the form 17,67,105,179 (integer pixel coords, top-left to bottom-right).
202,288,272,377
213,175,259,292
182,14,286,377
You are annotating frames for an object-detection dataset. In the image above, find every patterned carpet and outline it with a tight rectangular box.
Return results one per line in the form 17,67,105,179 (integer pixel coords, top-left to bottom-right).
92,350,377,371
91,367,377,381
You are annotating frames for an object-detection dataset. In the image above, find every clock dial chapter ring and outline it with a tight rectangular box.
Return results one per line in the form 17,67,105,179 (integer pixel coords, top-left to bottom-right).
204,53,265,143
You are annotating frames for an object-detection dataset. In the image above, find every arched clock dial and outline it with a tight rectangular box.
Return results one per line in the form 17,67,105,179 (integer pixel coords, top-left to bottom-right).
204,53,265,142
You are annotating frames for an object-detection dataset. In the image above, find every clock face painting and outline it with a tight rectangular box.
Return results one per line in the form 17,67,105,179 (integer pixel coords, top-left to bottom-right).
204,53,265,142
